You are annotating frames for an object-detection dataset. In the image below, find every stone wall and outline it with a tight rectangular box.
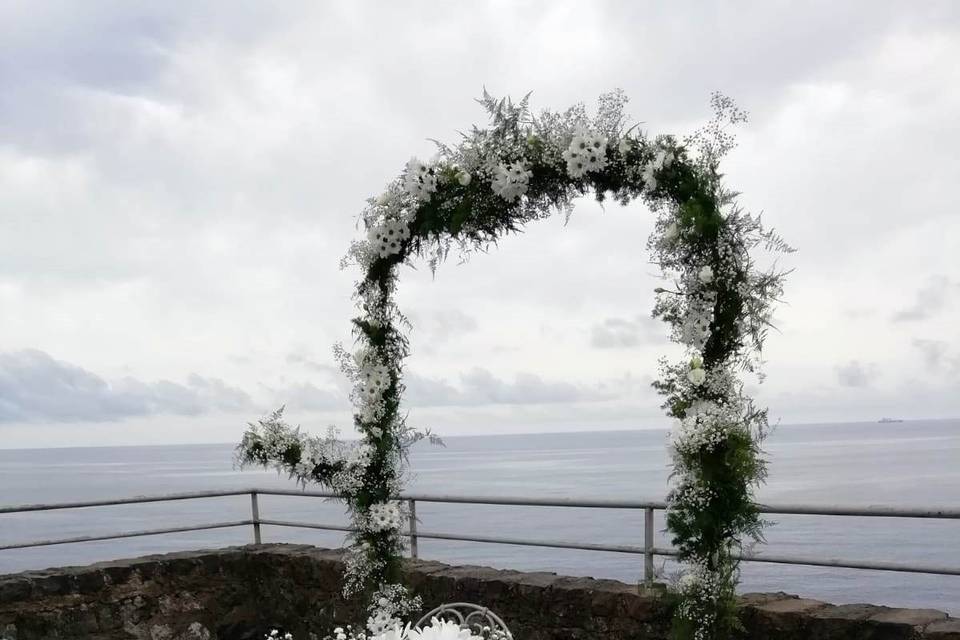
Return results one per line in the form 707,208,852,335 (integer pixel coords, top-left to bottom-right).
0,544,957,640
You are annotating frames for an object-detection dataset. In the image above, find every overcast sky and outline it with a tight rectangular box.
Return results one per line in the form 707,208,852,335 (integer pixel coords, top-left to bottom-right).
1,1,958,448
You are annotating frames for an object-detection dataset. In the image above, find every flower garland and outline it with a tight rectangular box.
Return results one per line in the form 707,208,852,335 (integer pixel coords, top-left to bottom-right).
238,90,791,640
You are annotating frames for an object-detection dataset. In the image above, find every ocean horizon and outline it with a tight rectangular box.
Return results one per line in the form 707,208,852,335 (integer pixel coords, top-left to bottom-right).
1,418,958,614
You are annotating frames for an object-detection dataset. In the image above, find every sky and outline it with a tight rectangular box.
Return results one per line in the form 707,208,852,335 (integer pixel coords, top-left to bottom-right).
1,1,959,448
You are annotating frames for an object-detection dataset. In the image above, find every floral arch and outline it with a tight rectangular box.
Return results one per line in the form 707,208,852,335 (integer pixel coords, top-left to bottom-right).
240,90,791,640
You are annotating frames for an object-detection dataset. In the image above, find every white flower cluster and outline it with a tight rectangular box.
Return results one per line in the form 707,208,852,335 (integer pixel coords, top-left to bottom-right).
267,630,294,640
367,218,412,260
686,357,707,386
562,128,608,178
360,360,390,401
408,619,479,640
364,586,424,638
641,146,675,191
680,289,717,352
352,347,391,426
403,158,439,202
670,401,738,458
324,616,482,640
671,480,714,513
490,161,532,202
366,500,404,532
367,609,400,637
674,561,725,640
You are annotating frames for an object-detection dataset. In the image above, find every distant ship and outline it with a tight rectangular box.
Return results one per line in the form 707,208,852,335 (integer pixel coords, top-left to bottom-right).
878,417,904,423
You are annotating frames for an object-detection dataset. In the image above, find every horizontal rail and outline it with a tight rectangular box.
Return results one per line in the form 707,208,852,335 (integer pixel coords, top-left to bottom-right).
254,488,960,519
0,489,252,515
0,520,253,551
258,519,354,533
256,518,960,577
1,488,958,579
3,487,957,519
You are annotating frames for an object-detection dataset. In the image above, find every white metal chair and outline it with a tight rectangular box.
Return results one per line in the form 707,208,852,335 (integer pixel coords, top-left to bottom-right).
415,602,513,639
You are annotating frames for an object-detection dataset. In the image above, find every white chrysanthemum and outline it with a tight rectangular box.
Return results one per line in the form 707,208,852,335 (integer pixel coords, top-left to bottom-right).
617,137,632,155
367,218,411,259
366,500,403,532
359,362,390,405
403,157,438,202
698,265,714,284
408,619,478,640
348,443,374,467
563,129,607,178
457,171,471,186
490,161,532,202
372,622,410,640
367,609,399,637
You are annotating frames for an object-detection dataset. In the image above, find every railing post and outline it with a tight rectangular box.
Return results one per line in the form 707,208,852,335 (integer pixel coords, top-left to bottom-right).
409,498,418,558
644,506,654,584
250,491,262,545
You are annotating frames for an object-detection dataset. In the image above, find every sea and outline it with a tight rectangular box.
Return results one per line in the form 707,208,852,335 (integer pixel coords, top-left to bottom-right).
0,419,957,614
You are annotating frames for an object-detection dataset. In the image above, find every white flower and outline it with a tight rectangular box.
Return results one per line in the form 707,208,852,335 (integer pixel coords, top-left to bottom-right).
641,162,658,191
457,171,471,186
367,218,412,259
360,362,390,391
366,501,403,532
368,610,398,637
403,157,438,202
677,572,700,592
408,619,478,640
490,161,532,202
563,128,607,178
687,358,707,386
663,222,679,242
618,137,632,155
652,148,674,170
687,368,707,385
372,622,410,640
698,265,714,284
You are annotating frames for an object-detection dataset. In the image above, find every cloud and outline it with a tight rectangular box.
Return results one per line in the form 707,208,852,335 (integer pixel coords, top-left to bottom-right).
835,360,877,388
892,276,955,322
0,349,252,423
590,315,664,348
2,2,960,445
286,352,339,375
405,367,608,407
912,339,948,368
278,381,345,411
408,309,479,343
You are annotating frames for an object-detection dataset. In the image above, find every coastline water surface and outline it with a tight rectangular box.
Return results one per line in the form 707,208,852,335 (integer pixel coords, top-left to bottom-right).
1,419,957,613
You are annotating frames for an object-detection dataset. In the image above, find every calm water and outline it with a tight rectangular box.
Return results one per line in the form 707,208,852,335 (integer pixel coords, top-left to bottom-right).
0,420,958,614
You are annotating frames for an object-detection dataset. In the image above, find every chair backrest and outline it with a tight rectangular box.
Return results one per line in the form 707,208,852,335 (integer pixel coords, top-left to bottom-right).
414,602,513,639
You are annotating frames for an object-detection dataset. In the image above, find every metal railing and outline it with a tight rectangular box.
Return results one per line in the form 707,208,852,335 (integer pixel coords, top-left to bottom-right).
2,488,958,583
